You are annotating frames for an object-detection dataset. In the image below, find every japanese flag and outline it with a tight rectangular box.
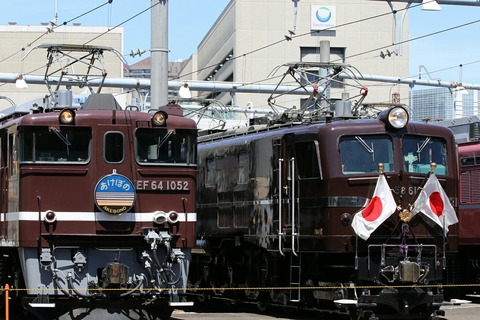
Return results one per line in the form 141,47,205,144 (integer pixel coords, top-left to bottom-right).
351,175,397,240
412,173,458,235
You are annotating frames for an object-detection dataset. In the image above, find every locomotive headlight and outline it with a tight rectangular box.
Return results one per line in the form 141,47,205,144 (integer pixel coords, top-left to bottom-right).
152,111,168,127
59,108,76,124
153,210,179,224
379,106,409,129
153,211,168,224
44,210,57,224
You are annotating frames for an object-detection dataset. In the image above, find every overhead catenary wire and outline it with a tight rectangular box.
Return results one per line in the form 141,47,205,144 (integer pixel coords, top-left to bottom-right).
0,1,113,65
2,1,480,95
168,2,480,90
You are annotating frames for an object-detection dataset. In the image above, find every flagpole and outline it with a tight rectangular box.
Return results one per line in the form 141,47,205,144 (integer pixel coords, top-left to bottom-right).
443,213,446,269
425,163,446,269
355,235,358,270
407,163,435,212
354,163,383,270
426,162,447,270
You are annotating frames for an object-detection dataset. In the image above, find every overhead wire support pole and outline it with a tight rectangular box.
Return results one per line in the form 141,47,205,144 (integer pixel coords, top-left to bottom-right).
386,0,412,56
151,0,169,109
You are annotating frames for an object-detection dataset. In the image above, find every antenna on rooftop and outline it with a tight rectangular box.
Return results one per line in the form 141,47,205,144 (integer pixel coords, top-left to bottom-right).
52,0,58,26
285,0,299,41
46,0,58,33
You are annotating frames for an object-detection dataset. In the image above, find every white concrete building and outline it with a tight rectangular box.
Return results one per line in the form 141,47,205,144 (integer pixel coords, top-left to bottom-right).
179,0,409,111
0,24,124,110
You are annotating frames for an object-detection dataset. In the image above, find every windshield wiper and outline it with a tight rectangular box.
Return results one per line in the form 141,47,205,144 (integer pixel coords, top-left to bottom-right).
355,136,375,161
50,127,71,155
416,137,431,162
157,130,174,157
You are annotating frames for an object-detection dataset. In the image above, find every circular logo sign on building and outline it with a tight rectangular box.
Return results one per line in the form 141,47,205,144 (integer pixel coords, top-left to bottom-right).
310,5,336,31
95,171,135,214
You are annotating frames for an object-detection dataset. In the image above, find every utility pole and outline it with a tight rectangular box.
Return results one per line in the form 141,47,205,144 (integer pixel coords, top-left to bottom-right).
319,40,330,109
150,0,169,108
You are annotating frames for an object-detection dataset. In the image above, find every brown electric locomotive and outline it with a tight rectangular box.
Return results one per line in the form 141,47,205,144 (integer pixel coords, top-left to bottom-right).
190,103,459,320
0,92,197,319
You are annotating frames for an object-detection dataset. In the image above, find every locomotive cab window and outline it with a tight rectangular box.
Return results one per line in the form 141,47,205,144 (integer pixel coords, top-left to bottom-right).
104,132,124,163
19,127,91,163
340,135,393,174
403,135,447,175
295,141,321,179
136,128,197,165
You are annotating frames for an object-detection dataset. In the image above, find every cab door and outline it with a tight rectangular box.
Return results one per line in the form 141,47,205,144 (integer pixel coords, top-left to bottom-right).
276,133,299,256
92,124,136,231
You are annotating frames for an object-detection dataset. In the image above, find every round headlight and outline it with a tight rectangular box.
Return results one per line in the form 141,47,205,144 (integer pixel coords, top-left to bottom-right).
59,109,75,124
153,211,168,224
388,107,409,128
152,111,168,127
379,106,409,129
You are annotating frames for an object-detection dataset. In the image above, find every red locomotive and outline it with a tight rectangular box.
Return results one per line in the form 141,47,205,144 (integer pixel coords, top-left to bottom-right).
438,116,480,298
189,63,460,320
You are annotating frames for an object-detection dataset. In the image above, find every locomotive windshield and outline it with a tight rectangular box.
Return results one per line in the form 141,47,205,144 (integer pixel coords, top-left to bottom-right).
339,134,448,175
403,135,447,175
340,134,394,174
136,128,196,165
19,127,91,163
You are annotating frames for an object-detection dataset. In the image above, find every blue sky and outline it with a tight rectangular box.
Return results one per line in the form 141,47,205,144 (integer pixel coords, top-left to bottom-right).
2,0,230,64
2,0,480,86
408,3,480,85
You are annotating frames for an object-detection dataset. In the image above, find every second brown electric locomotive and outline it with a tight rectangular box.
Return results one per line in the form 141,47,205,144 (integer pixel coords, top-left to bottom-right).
190,105,459,320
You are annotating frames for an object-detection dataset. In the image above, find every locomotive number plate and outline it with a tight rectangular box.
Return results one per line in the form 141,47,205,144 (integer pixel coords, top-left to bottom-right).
136,180,190,191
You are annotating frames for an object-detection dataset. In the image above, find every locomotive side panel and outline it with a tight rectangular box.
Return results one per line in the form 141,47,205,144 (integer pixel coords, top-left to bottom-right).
197,131,283,250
